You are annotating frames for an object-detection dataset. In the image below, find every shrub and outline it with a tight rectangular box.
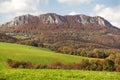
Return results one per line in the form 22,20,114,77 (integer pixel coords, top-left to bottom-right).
48,62,63,69
103,59,115,71
115,65,120,72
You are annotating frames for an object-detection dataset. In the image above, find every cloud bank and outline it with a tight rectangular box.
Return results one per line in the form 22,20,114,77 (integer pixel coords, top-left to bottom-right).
57,0,92,4
0,0,41,14
94,4,120,28
0,0,48,23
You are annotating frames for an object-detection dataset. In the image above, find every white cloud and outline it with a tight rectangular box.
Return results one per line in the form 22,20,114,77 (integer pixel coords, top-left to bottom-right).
94,4,120,28
69,11,79,15
0,0,40,14
94,4,105,12
57,0,92,4
0,0,49,23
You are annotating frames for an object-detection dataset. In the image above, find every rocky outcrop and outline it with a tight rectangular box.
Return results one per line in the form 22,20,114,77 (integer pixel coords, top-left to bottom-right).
39,13,67,24
3,14,38,27
2,13,113,27
65,15,112,27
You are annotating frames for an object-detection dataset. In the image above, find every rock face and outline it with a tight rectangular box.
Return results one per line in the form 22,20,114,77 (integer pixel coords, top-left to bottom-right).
2,13,113,27
79,16,104,25
3,14,38,27
65,15,112,27
39,13,67,24
12,14,31,26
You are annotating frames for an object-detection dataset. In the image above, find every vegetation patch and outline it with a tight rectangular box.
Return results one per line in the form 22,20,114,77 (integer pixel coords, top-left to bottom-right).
6,57,120,72
0,42,89,69
0,69,120,80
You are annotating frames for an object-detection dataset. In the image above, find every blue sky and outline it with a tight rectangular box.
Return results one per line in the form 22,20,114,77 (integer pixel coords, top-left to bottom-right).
0,0,120,28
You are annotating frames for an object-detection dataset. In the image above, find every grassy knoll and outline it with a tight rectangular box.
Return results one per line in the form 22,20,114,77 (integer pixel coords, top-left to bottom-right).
0,42,89,69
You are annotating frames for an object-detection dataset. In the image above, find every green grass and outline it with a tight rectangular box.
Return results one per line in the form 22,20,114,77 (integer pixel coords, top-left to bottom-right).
0,42,89,69
0,69,120,80
0,42,120,80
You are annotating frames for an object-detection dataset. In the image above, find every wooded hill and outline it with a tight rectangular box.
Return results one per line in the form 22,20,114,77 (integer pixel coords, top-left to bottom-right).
0,13,120,58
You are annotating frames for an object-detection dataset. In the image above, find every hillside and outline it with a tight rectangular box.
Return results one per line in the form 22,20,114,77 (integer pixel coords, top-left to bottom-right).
0,41,120,80
0,13,120,57
0,42,90,69
0,13,120,49
0,33,17,43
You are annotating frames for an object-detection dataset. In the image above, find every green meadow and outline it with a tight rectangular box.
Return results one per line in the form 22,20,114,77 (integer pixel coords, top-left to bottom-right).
0,42,89,69
0,42,120,80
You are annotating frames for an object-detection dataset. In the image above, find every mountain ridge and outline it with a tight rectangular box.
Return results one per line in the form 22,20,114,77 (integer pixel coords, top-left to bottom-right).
1,13,113,28
0,13,120,49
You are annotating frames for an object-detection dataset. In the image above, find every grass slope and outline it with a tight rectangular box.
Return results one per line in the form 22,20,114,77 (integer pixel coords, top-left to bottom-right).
0,42,89,69
0,42,120,80
0,69,120,80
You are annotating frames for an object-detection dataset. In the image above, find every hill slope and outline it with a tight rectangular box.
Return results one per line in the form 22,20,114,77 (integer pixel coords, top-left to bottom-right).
0,42,90,69
0,33,17,43
0,13,120,49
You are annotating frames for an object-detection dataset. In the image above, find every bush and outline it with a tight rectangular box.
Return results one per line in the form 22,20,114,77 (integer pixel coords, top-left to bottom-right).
103,59,115,71
48,62,63,69
115,65,120,72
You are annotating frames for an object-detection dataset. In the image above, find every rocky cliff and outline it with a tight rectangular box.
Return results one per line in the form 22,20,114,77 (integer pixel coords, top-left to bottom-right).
2,13,113,27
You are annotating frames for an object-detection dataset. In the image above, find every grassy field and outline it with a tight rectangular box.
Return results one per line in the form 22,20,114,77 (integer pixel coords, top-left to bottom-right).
0,69,120,80
0,42,120,80
0,42,89,69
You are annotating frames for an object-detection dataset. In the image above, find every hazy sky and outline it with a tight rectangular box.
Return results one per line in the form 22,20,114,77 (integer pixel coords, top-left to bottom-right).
0,0,120,28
